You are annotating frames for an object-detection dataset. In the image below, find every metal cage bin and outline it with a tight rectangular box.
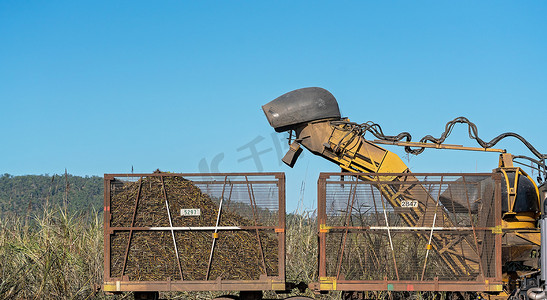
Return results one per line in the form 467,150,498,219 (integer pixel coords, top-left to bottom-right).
103,172,286,294
311,172,503,293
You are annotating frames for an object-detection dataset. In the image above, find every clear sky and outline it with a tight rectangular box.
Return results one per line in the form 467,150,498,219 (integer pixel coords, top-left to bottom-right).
1,1,546,211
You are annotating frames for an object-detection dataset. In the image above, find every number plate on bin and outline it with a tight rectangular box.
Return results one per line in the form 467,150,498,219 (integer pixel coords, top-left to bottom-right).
180,208,201,216
400,200,418,208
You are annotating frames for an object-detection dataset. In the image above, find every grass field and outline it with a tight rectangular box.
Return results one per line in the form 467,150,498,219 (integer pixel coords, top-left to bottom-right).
0,205,460,300
0,204,323,300
0,206,103,299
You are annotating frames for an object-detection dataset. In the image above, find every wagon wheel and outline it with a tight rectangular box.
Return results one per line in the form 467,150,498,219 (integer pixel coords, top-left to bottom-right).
134,291,159,300
213,295,239,300
341,291,365,300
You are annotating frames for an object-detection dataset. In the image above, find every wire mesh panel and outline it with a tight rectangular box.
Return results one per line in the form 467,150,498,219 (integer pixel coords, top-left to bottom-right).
104,172,285,292
316,172,502,292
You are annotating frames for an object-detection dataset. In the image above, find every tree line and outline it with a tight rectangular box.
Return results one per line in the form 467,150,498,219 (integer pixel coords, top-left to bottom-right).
0,173,103,217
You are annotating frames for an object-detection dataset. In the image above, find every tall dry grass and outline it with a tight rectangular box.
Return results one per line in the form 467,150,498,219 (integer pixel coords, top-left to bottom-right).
0,204,462,300
0,206,108,300
0,205,326,299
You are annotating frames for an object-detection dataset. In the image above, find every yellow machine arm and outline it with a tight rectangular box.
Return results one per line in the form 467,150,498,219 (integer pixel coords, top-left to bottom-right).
263,87,543,278
287,120,408,174
287,118,487,276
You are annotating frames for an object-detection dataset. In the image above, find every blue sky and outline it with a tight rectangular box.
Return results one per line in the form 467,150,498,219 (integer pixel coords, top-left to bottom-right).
1,1,546,211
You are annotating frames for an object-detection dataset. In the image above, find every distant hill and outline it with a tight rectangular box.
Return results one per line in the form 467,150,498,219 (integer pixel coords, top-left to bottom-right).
0,173,103,216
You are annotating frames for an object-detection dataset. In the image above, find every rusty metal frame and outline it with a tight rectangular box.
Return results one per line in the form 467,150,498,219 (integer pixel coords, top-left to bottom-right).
120,177,143,277
313,172,503,293
103,172,286,293
159,175,184,280
206,175,230,280
245,175,268,274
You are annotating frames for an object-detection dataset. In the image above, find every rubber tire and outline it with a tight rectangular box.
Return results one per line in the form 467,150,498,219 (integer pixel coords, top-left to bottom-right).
213,296,239,300
134,292,159,300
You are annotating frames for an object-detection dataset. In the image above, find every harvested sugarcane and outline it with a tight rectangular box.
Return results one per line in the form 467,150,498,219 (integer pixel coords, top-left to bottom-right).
109,175,278,281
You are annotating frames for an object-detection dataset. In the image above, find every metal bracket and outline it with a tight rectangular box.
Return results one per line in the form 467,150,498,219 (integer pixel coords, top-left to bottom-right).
491,225,503,234
319,223,331,233
282,142,303,168
319,277,337,290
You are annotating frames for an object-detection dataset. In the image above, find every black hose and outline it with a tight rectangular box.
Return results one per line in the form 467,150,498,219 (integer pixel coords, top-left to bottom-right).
417,117,546,160
330,117,547,180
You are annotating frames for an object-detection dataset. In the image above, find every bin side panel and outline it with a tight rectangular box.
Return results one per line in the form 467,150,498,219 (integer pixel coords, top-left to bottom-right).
104,173,284,288
318,173,501,290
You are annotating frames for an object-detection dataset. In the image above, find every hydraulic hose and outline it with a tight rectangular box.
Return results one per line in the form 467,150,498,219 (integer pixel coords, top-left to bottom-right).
527,287,547,300
332,117,547,181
